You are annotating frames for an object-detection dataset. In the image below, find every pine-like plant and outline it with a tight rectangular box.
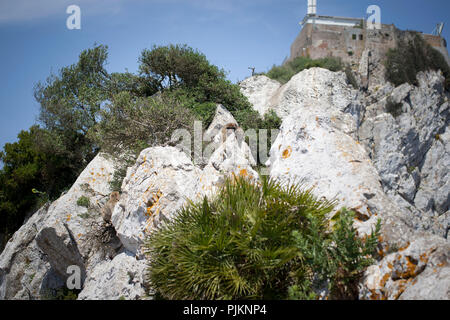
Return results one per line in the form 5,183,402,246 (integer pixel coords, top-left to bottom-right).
144,177,380,300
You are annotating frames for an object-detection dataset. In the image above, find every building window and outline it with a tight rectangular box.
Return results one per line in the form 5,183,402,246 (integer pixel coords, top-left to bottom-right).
352,34,357,40
359,34,363,40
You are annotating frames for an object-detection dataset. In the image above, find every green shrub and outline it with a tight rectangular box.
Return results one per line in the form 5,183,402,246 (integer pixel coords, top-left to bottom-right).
77,196,90,208
145,177,380,300
385,33,450,90
89,91,197,157
266,56,344,84
345,66,359,89
41,287,79,300
385,96,403,118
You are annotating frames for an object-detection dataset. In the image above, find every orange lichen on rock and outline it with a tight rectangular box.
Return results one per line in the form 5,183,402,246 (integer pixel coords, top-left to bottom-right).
419,252,429,264
369,289,387,300
66,214,71,222
380,272,391,287
398,242,410,252
392,279,410,300
282,146,292,159
377,243,388,258
145,190,163,218
398,256,418,279
239,169,248,177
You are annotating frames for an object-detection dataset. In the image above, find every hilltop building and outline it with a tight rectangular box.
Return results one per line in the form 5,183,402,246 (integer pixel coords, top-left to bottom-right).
289,1,449,87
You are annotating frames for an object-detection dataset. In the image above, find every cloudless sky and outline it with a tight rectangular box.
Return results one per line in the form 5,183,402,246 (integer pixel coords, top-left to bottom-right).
0,0,449,152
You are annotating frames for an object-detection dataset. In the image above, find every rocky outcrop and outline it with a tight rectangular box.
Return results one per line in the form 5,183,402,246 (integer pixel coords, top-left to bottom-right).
359,71,449,237
0,103,259,300
112,105,258,256
242,67,449,300
0,205,59,299
261,68,363,127
1,64,448,300
0,153,117,299
265,68,413,246
360,236,450,300
77,252,147,300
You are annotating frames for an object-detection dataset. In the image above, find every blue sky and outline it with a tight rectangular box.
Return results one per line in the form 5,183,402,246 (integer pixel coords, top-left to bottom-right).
0,0,449,151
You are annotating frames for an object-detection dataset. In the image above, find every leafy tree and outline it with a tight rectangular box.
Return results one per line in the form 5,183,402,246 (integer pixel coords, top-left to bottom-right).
138,44,256,128
33,45,115,172
145,176,380,300
139,44,224,92
35,45,110,135
0,126,73,249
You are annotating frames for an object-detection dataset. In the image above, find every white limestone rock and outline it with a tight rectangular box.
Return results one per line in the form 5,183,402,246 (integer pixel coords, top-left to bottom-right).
268,68,363,128
0,205,62,300
77,252,147,300
239,75,281,116
414,127,449,215
359,70,449,236
0,153,117,299
35,153,117,278
267,104,412,245
360,235,450,300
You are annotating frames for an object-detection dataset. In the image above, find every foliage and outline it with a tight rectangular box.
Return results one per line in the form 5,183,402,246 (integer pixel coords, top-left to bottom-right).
385,33,450,90
266,56,344,84
77,196,90,208
291,208,380,299
109,165,128,193
145,176,380,300
41,287,79,300
139,44,223,93
89,91,196,157
34,44,110,136
31,44,120,200
0,126,75,248
138,44,257,127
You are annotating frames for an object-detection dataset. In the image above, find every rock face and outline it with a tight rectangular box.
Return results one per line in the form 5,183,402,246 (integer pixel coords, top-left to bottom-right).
239,75,281,116
78,252,147,300
265,68,413,246
0,205,58,300
249,68,364,127
359,71,449,238
0,153,120,299
360,235,450,300
241,67,449,300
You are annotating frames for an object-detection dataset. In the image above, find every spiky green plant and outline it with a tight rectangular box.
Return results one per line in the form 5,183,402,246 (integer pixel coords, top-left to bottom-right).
144,177,380,300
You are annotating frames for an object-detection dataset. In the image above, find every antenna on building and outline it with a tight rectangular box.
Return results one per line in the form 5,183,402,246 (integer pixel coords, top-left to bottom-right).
432,22,445,36
307,0,317,16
